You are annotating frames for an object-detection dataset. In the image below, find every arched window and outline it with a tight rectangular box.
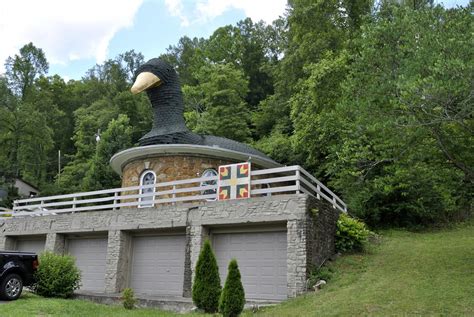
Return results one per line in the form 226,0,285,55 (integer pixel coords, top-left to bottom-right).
139,170,156,208
200,169,217,201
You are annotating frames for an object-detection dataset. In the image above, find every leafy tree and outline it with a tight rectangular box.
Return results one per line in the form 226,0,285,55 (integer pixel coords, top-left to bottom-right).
252,0,371,158
161,36,207,86
205,19,277,109
4,42,49,99
117,50,145,83
290,51,350,175
59,98,119,192
0,44,54,187
219,259,245,317
83,114,132,191
184,63,251,143
192,240,222,313
323,4,473,226
58,50,149,193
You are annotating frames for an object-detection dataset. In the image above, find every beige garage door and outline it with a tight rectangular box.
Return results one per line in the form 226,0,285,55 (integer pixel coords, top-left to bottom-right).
67,237,107,292
16,238,45,254
130,235,186,296
212,231,287,300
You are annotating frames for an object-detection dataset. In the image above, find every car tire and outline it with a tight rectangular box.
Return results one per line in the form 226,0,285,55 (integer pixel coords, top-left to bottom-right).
0,273,23,300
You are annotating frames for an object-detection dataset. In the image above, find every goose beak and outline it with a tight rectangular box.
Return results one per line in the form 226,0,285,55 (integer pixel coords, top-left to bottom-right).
131,72,162,94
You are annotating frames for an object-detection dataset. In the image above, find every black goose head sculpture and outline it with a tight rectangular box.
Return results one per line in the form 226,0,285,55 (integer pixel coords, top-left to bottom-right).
131,58,273,161
131,58,195,145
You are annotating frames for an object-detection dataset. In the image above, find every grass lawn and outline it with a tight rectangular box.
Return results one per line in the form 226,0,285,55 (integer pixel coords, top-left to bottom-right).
0,292,195,317
248,220,474,317
2,220,473,317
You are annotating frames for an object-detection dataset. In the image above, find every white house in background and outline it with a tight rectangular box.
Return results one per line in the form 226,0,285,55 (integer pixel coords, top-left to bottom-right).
14,179,39,198
0,179,39,203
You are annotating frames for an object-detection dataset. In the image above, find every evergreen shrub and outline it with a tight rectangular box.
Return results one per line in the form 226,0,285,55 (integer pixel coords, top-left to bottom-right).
122,288,136,310
192,239,221,313
219,259,245,317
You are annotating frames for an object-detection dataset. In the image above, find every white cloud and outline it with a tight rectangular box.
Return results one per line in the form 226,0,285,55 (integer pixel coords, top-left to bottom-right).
164,0,190,26
165,0,287,27
197,0,287,24
0,0,143,71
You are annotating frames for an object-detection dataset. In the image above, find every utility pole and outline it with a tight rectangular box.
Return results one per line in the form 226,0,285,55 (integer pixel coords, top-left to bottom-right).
58,150,61,184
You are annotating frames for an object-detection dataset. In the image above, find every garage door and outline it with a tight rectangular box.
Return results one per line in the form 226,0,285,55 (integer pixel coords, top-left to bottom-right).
16,238,45,254
67,237,107,292
213,231,287,300
130,235,186,296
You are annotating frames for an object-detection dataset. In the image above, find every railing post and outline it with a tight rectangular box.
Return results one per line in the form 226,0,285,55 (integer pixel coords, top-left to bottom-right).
316,185,321,200
295,169,301,194
12,200,17,216
332,197,337,209
72,197,76,213
172,185,176,205
113,192,119,210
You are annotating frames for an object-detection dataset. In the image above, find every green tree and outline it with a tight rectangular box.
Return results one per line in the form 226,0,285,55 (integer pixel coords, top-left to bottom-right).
205,19,277,109
117,50,145,83
58,50,148,193
5,42,49,100
1,43,54,188
184,63,251,143
83,114,132,191
192,240,222,313
253,0,372,160
324,4,473,225
160,36,207,86
290,51,350,174
59,97,119,192
219,259,245,317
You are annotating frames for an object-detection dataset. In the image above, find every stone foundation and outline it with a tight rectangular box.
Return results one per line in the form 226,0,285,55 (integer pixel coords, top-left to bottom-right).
0,194,338,302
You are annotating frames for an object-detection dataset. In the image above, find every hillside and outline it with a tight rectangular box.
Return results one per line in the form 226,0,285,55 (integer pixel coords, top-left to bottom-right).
247,220,474,316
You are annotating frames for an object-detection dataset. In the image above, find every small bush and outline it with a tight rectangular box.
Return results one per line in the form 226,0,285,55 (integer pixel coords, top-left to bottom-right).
219,259,245,317
32,252,81,298
192,240,221,313
122,288,136,310
336,213,371,252
307,265,334,289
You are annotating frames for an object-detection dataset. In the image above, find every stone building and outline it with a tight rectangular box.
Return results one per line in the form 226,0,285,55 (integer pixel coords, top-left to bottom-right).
0,59,345,310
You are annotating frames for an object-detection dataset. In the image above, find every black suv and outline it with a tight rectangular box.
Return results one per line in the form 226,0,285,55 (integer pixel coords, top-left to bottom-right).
0,251,38,300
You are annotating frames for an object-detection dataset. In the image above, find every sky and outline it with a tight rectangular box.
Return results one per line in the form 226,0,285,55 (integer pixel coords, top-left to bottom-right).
0,0,469,80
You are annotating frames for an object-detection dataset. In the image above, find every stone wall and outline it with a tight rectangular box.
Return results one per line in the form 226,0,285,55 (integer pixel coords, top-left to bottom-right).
121,155,238,188
307,195,341,269
0,194,339,300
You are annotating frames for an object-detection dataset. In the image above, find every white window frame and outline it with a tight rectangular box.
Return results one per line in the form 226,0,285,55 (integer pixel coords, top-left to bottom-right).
200,168,218,201
139,170,156,208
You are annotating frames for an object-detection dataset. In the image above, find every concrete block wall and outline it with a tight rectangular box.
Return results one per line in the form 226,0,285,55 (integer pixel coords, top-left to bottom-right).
0,194,338,299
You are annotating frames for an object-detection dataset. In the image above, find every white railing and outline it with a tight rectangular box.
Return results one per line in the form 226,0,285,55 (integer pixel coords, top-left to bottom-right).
12,165,347,217
0,208,13,217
